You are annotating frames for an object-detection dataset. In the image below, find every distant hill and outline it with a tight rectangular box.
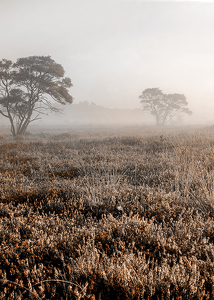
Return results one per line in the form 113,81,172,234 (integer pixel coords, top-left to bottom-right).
56,101,154,125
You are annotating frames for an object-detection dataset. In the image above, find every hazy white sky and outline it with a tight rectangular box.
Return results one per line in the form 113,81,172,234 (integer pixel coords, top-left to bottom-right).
1,0,214,121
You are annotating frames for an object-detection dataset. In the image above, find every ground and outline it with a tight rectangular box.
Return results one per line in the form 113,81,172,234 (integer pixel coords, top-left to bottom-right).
0,124,214,299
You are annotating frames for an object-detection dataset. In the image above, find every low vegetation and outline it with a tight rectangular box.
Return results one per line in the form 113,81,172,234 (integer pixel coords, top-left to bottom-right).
1,125,214,299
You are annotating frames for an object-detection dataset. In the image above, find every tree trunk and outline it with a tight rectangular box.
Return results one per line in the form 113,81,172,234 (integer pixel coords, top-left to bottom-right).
155,116,160,126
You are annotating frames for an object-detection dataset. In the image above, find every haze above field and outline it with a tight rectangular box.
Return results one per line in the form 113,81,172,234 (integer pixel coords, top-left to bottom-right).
1,0,214,125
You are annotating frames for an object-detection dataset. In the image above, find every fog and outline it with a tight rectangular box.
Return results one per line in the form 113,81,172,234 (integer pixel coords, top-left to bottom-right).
1,0,214,126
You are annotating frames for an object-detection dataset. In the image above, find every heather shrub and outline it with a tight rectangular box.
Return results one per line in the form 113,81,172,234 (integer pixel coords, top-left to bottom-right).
0,126,214,299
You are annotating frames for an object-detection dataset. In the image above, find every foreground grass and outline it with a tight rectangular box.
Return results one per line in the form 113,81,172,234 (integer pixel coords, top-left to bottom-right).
1,125,214,299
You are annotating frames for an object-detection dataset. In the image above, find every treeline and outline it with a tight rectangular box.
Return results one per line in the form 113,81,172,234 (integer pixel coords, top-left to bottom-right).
59,101,154,125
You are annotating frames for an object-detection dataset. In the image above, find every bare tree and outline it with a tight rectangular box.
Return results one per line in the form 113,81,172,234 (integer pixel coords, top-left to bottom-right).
0,56,73,136
139,88,192,126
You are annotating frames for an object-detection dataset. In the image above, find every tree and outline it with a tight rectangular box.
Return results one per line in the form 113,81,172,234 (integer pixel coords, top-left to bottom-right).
0,56,73,136
139,88,192,126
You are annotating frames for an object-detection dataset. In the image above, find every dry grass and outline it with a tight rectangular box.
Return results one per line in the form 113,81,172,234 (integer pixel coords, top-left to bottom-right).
1,125,214,299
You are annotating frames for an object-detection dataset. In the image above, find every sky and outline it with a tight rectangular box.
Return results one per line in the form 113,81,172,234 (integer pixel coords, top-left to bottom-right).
1,0,214,123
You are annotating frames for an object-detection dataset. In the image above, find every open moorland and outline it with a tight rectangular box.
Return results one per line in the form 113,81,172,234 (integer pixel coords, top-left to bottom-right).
1,124,214,299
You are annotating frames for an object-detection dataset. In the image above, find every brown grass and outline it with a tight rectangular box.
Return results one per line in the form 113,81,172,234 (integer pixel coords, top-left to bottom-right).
0,125,214,299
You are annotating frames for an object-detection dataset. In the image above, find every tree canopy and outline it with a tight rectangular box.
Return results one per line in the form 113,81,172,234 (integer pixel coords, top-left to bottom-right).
0,56,73,136
139,88,192,126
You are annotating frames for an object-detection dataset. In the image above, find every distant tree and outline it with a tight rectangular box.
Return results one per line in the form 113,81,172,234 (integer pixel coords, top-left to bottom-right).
0,56,73,136
139,88,192,126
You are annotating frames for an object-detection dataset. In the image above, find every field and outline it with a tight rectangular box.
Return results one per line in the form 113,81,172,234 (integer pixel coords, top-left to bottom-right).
1,124,214,299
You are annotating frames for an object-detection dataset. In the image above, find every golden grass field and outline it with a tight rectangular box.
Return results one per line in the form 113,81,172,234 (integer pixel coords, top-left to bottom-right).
1,124,214,299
